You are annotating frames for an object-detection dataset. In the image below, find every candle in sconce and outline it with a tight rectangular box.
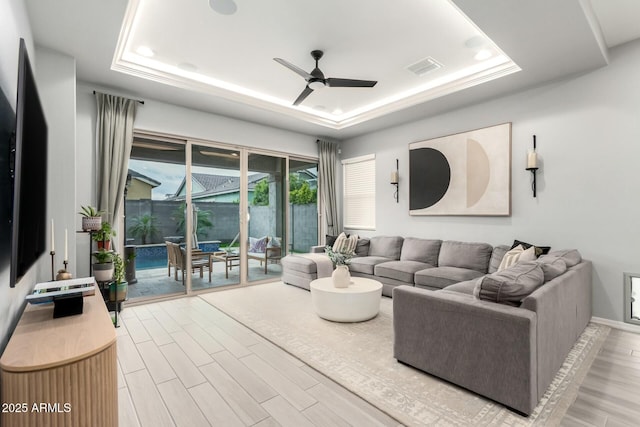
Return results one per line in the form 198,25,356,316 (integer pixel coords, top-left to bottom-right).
390,171,399,184
527,151,538,169
51,219,55,252
64,229,68,261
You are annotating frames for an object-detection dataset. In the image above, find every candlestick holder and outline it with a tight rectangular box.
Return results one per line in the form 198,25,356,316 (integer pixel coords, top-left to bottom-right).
63,259,69,272
526,135,539,198
50,250,55,281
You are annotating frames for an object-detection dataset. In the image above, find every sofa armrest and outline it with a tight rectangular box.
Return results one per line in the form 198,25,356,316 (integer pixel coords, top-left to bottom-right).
310,245,325,254
392,285,538,415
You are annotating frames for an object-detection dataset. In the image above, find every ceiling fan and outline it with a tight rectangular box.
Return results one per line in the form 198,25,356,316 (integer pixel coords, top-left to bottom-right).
274,50,377,106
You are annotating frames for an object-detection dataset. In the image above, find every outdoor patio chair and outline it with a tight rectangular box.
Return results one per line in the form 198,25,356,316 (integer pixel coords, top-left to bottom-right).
166,241,178,277
176,245,211,284
247,236,282,274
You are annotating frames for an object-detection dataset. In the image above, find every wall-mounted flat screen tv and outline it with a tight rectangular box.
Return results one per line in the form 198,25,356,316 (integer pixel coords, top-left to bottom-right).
10,39,48,287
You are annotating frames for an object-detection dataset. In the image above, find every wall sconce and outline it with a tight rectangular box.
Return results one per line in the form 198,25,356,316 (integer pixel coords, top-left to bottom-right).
390,159,399,203
526,135,539,197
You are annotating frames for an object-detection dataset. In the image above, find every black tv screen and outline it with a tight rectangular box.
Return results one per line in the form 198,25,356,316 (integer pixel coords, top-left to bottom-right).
10,39,48,287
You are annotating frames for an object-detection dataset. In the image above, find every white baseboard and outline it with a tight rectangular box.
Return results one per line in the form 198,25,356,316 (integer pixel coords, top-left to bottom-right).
591,316,640,334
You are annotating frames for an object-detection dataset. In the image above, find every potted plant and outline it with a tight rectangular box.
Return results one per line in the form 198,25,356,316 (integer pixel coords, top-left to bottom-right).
324,246,354,288
92,249,114,282
79,205,104,231
110,252,128,302
92,221,115,250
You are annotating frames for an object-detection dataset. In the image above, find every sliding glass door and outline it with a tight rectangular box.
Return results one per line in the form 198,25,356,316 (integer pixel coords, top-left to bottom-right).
125,137,187,299
246,152,286,283
289,159,319,253
126,134,318,300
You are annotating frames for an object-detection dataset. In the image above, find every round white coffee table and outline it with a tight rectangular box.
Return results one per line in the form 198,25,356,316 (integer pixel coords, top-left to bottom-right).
310,277,383,322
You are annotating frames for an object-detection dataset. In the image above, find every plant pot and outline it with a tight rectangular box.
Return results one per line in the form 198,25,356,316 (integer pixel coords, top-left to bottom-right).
332,265,351,288
97,240,111,251
93,262,114,282
109,281,127,302
82,216,102,231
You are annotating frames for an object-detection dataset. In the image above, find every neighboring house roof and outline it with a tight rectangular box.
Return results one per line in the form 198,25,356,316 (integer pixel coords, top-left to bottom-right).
128,169,161,188
168,172,268,201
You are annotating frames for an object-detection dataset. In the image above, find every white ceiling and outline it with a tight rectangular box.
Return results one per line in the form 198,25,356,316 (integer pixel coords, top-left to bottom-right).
25,0,640,139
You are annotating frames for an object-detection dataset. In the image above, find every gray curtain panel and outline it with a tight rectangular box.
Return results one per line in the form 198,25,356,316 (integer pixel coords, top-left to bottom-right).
95,92,137,249
318,138,339,236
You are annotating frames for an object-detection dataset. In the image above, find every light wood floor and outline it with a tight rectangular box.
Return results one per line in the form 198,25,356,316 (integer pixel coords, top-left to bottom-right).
117,295,640,427
563,328,640,427
116,296,401,427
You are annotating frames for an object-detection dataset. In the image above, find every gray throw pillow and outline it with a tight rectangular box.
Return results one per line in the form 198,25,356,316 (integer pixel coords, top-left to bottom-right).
474,261,545,306
540,249,582,268
536,256,568,282
355,238,370,257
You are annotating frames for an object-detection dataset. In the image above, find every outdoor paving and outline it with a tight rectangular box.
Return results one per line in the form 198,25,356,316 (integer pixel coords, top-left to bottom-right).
127,259,282,299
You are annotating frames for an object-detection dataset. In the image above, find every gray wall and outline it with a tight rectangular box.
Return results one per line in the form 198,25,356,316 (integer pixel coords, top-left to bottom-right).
341,39,640,323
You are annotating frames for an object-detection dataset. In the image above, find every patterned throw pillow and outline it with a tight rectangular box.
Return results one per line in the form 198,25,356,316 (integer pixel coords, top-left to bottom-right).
498,245,536,271
332,232,358,254
249,236,268,253
267,236,281,248
511,239,551,257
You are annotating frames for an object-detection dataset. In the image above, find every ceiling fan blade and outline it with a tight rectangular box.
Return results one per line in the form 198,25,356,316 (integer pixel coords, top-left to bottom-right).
293,86,314,106
327,78,377,88
274,58,313,80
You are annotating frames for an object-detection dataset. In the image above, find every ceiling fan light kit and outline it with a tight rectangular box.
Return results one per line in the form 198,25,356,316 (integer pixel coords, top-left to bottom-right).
274,50,378,106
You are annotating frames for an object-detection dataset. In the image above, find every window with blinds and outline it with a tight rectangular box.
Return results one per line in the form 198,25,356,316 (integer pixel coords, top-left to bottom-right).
342,154,375,230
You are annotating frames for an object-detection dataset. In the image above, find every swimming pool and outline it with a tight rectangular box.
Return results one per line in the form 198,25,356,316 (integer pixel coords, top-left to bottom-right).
133,241,221,270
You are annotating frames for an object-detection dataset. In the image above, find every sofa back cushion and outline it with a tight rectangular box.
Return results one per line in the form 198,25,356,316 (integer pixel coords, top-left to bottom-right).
369,236,404,260
438,240,493,273
488,245,510,273
400,238,442,264
474,261,545,306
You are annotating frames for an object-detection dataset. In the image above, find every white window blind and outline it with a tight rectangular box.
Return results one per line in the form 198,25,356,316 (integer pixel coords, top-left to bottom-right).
342,154,375,230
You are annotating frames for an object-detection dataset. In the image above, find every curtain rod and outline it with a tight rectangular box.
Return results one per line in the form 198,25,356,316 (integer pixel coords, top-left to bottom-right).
93,90,144,105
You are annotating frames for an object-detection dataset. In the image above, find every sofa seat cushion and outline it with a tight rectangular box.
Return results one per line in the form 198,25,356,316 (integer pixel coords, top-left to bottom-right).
438,241,493,273
441,279,478,295
399,238,442,265
374,260,435,284
349,256,393,275
414,266,485,290
280,254,317,274
474,261,545,306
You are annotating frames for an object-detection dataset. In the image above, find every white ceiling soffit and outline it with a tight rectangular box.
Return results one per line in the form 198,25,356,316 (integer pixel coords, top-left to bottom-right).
112,0,520,130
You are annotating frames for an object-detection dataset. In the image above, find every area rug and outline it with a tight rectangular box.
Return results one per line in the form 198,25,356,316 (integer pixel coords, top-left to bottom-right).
200,282,610,426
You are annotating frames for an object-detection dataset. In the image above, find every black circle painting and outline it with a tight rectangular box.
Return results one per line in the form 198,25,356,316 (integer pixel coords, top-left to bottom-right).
409,148,450,210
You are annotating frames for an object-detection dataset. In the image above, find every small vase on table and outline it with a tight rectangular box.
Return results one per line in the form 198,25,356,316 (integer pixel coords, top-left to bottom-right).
332,265,351,288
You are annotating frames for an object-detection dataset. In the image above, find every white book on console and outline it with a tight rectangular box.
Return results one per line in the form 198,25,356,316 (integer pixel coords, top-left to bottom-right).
27,277,97,303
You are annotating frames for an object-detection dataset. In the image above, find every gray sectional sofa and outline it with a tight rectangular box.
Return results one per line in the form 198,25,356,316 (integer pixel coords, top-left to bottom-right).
281,235,592,415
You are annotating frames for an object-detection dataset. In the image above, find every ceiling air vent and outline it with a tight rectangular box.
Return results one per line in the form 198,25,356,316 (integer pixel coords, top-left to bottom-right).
406,57,443,76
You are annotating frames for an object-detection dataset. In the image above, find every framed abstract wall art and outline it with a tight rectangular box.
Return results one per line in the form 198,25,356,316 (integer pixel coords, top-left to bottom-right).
409,122,511,216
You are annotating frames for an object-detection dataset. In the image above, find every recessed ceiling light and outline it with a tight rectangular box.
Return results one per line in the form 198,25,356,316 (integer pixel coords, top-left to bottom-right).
136,46,155,57
209,0,237,15
474,50,492,61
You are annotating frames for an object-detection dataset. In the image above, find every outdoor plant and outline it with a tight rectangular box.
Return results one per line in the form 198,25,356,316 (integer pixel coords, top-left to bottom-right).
172,203,213,238
324,246,354,266
128,214,158,245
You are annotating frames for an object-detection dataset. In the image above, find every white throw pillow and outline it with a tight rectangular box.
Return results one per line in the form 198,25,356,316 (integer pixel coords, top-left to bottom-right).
332,232,358,254
498,245,536,271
